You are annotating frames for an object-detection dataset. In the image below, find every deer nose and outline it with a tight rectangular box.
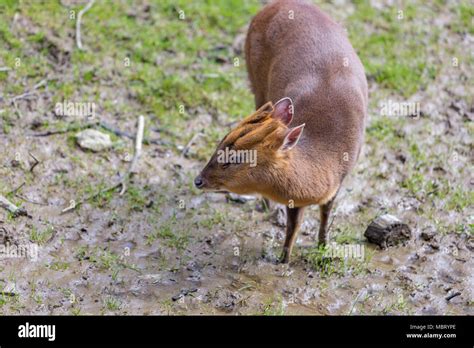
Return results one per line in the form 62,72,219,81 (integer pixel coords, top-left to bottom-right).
194,175,204,189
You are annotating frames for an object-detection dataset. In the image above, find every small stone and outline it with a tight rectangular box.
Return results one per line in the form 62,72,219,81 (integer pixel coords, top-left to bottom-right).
172,287,198,301
75,129,112,152
11,159,21,167
420,229,436,241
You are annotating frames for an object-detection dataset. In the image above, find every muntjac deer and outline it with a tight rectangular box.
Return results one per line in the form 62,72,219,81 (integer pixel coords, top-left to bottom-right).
195,0,367,263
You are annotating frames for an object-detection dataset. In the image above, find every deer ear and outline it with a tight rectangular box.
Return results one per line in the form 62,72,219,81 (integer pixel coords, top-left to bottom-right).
280,123,305,151
272,97,294,126
256,101,273,114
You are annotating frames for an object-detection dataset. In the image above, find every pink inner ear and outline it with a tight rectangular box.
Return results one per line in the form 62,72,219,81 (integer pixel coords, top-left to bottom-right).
281,123,305,151
273,97,293,126
287,126,302,143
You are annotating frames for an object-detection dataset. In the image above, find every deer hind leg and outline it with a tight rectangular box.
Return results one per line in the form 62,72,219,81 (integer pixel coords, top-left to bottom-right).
280,206,306,264
318,196,336,245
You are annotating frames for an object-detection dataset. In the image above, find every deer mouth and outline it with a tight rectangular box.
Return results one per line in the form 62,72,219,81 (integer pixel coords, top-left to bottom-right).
194,174,228,193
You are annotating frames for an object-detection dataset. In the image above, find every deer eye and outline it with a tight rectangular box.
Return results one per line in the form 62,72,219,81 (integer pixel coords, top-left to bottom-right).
222,162,231,169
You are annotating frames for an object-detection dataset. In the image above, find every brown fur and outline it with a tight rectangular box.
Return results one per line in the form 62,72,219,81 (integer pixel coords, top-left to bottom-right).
196,0,367,263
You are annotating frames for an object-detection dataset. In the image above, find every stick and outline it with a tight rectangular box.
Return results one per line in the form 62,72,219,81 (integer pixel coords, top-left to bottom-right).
30,123,95,137
7,182,25,196
445,292,461,302
99,122,166,146
151,126,177,137
11,91,37,103
76,0,96,50
0,67,11,72
32,79,48,90
0,194,28,217
119,115,145,195
9,78,50,111
12,99,23,118
60,182,122,214
28,152,40,173
348,289,366,315
14,194,48,206
181,132,202,157
97,122,163,145
98,122,134,140
129,115,144,175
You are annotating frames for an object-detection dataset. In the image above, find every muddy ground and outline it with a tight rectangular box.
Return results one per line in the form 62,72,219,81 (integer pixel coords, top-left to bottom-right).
0,1,472,315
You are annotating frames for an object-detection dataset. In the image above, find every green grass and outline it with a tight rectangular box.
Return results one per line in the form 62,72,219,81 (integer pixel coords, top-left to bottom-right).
75,246,140,280
303,243,370,277
198,209,226,229
0,0,449,153
125,185,150,211
261,296,285,315
454,2,474,34
381,294,412,314
29,225,54,245
103,296,121,311
146,216,190,251
0,0,258,153
348,2,438,96
49,261,70,271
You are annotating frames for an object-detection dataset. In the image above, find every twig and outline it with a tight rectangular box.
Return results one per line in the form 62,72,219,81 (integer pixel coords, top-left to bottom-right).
9,77,50,118
151,126,178,138
327,214,336,234
445,292,461,302
181,132,202,157
7,182,25,196
99,122,165,145
348,289,366,315
120,115,145,195
60,182,122,214
31,129,71,137
0,67,11,72
12,99,23,118
32,79,48,90
11,91,37,103
15,194,48,206
129,115,144,175
76,0,96,50
30,123,95,137
0,194,28,217
28,152,40,173
10,79,48,103
98,122,134,140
